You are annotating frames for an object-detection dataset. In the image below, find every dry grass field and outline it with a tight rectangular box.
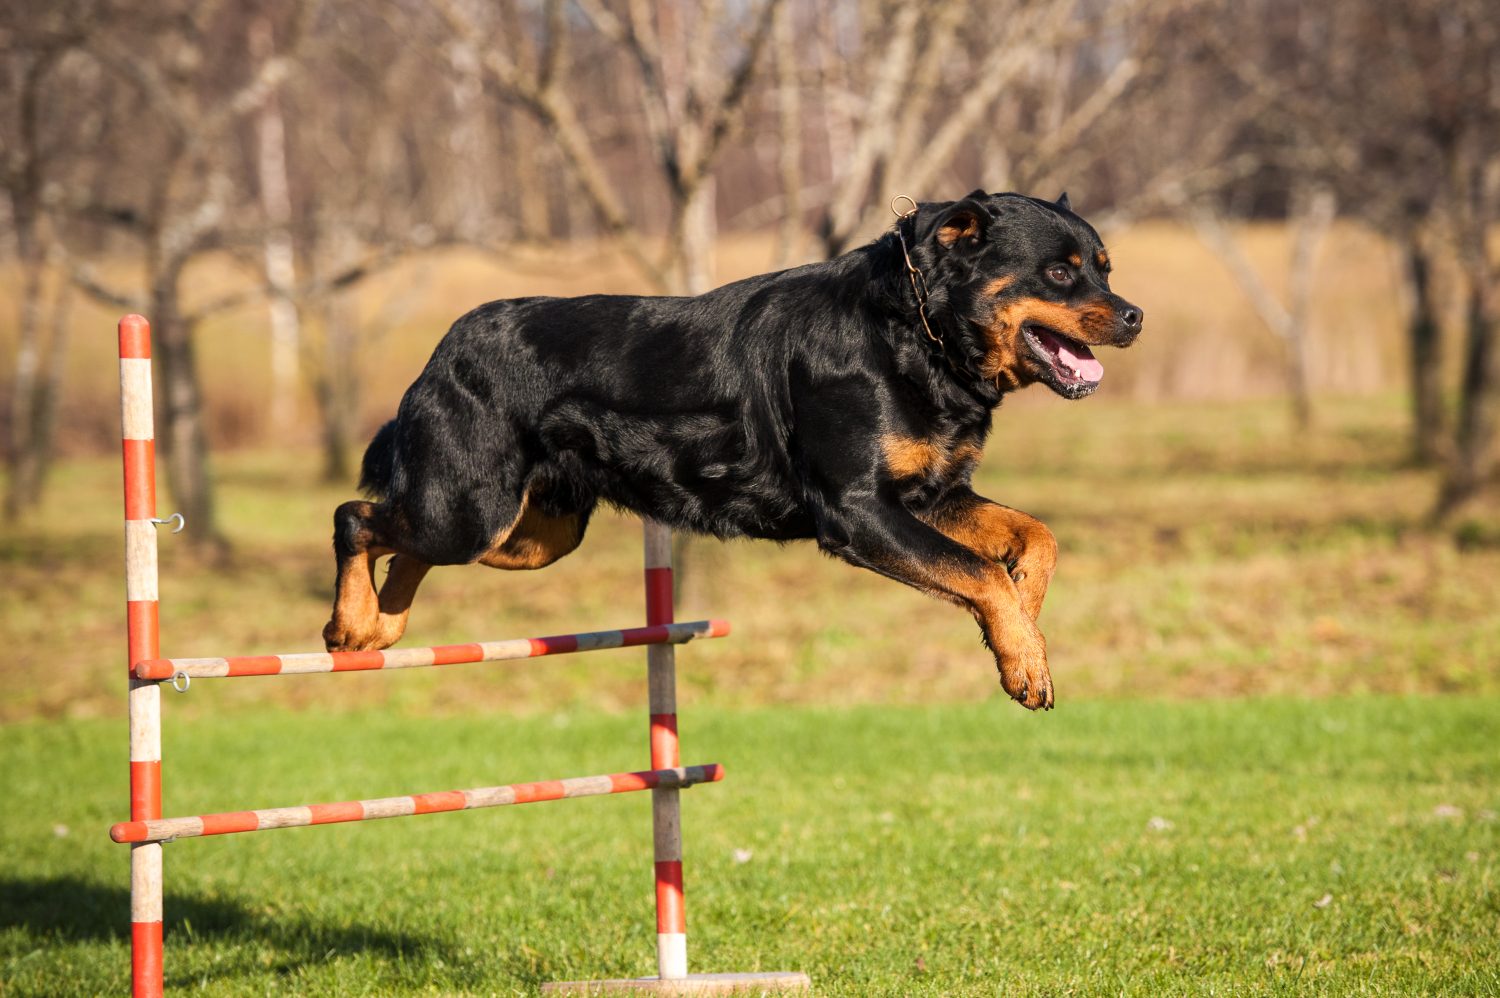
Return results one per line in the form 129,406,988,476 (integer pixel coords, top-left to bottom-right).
3,390,1497,724
0,221,1432,461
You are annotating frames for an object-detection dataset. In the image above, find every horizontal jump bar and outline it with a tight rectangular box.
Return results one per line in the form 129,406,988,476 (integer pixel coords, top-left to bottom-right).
110,763,723,844
134,619,730,680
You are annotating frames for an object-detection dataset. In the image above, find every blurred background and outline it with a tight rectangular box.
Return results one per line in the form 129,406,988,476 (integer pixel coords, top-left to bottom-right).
1,0,1497,716
3,3,1499,995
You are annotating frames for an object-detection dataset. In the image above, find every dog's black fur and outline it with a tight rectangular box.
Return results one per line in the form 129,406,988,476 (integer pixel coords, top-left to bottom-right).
325,190,1142,710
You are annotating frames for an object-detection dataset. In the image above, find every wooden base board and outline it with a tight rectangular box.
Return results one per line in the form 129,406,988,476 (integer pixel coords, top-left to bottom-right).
542,971,811,995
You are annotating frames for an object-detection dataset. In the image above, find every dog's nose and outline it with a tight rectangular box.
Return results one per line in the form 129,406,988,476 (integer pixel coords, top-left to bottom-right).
1122,306,1143,332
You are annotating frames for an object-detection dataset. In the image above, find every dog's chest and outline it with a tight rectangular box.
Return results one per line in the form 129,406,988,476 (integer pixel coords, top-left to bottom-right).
879,430,983,503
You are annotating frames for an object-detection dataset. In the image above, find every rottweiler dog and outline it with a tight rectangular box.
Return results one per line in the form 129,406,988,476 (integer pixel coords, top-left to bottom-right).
323,190,1141,710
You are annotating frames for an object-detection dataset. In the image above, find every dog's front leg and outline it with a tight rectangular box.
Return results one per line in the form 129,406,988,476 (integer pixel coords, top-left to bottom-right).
922,490,1058,623
818,498,1053,710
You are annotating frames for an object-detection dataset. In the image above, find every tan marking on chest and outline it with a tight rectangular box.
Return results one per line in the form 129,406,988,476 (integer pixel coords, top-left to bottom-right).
881,435,982,481
950,442,983,474
882,435,945,479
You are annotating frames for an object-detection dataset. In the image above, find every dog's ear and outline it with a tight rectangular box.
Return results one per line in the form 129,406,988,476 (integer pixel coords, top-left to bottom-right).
1055,191,1072,213
965,188,988,201
930,199,990,249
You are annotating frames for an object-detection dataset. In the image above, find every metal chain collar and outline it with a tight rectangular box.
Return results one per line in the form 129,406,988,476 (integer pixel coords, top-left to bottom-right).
889,195,945,358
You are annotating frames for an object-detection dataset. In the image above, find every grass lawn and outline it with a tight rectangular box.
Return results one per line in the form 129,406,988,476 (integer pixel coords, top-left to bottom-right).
2,696,1497,996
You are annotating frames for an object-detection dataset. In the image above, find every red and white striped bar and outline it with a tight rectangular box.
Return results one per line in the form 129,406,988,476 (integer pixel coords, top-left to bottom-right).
111,764,724,844
644,520,687,981
133,619,730,680
120,314,163,998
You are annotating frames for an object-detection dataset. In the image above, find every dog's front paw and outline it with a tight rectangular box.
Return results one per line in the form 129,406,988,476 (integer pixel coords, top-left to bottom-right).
996,622,1054,711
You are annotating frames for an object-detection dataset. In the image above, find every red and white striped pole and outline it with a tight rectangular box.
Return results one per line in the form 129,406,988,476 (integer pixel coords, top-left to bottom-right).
110,764,724,844
644,521,687,980
120,315,164,998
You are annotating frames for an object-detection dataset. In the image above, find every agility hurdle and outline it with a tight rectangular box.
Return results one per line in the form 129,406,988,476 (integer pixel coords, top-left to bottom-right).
113,315,808,996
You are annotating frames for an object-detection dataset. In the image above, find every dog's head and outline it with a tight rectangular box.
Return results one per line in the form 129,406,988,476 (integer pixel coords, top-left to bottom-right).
897,190,1142,399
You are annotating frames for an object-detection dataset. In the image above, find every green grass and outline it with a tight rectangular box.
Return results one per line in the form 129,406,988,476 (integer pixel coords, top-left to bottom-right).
3,697,1497,995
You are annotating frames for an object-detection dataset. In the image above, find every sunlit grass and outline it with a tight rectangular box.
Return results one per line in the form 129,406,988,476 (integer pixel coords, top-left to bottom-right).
2,698,1496,995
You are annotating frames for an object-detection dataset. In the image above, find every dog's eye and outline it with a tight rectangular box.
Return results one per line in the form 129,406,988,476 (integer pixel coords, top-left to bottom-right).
1046,265,1074,286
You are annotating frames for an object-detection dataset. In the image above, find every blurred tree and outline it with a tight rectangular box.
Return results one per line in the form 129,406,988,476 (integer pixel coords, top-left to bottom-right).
1207,0,1497,477
810,0,1170,257
1183,184,1335,431
1290,0,1498,511
250,13,302,439
1430,3,1500,518
0,8,93,519
56,1,319,554
436,0,782,295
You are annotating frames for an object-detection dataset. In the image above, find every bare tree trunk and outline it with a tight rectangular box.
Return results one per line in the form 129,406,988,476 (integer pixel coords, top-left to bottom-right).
1284,185,1336,430
3,48,59,519
251,16,302,438
676,176,717,295
1187,186,1333,432
1400,229,1445,464
24,280,74,509
445,15,492,243
1433,117,1500,519
772,0,802,268
818,4,922,258
4,222,47,519
513,113,552,241
312,230,364,483
150,268,225,555
1437,277,1500,516
311,290,359,483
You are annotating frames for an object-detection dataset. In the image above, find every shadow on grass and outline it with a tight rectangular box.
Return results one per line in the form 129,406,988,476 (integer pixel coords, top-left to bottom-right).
0,874,478,987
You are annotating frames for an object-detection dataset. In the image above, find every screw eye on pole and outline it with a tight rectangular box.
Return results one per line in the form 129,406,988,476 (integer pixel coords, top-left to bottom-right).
111,315,807,995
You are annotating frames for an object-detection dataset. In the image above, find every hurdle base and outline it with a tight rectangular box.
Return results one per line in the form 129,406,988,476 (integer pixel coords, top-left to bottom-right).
542,971,810,995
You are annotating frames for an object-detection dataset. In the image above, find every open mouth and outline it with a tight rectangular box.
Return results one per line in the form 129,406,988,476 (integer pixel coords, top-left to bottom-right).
1022,323,1104,399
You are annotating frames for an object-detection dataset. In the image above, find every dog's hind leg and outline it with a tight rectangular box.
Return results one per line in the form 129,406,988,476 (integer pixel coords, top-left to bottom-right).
323,500,432,652
477,488,593,571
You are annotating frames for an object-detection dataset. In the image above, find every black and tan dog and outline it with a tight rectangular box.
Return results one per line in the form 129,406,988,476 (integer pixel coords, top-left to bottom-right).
323,191,1141,710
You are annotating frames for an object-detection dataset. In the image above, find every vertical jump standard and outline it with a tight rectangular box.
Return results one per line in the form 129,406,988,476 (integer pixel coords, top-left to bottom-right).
111,315,808,996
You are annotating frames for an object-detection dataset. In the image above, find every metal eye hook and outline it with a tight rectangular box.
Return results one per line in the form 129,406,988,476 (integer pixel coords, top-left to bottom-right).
890,194,918,219
151,513,186,534
170,671,191,693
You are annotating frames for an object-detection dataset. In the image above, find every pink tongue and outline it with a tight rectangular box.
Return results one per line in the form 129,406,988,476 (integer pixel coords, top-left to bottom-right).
1057,341,1104,383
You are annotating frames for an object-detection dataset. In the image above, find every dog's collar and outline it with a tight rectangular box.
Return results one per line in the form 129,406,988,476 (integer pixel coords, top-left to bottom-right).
891,196,1006,399
891,196,946,360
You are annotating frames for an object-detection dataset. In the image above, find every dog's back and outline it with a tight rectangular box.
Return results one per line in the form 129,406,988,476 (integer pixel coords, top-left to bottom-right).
366,261,875,561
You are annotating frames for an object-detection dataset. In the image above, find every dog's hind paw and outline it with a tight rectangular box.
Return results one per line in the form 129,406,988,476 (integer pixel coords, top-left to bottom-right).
323,618,379,653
